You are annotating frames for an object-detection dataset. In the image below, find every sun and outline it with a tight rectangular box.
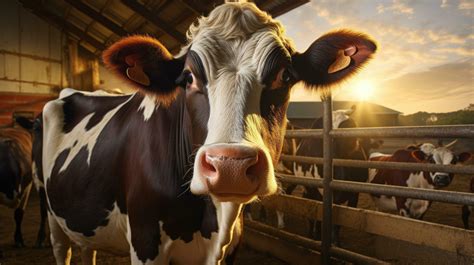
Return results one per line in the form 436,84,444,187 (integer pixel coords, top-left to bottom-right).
353,80,375,101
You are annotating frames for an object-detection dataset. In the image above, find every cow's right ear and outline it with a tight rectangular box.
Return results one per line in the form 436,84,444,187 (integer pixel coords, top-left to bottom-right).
291,30,376,90
102,35,184,105
411,150,426,162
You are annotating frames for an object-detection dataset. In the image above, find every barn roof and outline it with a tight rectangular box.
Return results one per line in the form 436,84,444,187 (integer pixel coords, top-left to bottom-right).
287,101,402,119
17,0,309,57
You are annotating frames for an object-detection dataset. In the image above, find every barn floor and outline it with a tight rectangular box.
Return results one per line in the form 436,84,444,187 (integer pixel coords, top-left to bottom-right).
1,139,473,264
0,191,287,265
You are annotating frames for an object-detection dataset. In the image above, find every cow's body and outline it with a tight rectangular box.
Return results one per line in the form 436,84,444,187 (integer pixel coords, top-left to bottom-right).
368,143,470,218
462,177,473,229
41,89,241,264
0,125,33,255
38,2,377,264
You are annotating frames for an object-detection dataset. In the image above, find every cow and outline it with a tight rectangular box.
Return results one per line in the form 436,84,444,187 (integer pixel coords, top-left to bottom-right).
368,141,471,219
0,118,34,257
462,177,473,229
38,2,377,264
285,107,380,244
0,117,48,258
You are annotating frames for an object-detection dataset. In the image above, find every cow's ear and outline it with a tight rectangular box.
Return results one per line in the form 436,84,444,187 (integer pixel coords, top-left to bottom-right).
15,116,33,130
411,150,426,162
458,152,472,163
291,30,377,89
102,35,184,105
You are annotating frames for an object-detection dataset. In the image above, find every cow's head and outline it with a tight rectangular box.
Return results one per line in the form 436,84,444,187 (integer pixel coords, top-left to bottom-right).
103,2,376,203
412,141,471,187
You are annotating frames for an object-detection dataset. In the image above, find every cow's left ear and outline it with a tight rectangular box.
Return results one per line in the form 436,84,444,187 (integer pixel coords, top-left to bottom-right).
291,29,377,88
458,152,472,163
102,35,184,105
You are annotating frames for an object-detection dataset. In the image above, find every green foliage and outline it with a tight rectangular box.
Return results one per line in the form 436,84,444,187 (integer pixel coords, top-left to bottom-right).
400,110,474,126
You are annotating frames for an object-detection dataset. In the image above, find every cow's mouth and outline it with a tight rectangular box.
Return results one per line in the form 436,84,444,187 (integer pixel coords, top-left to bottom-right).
211,185,260,203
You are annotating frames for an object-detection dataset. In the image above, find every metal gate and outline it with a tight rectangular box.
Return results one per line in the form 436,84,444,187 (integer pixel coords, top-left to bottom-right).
245,93,474,264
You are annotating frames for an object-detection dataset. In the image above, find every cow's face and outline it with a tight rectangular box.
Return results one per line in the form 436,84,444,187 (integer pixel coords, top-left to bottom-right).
103,2,376,203
413,143,471,187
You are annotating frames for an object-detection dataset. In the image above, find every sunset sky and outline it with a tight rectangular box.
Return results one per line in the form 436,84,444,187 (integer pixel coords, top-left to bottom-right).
279,0,473,114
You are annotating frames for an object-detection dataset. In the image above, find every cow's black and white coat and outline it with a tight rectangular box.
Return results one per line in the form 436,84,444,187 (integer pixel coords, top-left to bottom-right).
38,2,377,264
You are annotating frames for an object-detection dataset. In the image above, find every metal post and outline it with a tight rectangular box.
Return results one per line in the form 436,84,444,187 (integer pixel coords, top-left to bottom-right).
321,94,333,264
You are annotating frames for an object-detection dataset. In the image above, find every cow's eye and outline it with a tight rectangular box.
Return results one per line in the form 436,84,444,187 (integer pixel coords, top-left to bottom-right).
271,68,294,90
281,68,293,84
176,70,195,88
185,72,194,85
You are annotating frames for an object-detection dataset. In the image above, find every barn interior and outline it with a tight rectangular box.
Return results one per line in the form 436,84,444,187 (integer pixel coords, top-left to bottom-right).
0,0,308,126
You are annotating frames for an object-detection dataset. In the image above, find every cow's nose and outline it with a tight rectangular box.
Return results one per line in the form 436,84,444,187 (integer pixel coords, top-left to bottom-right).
197,144,267,201
433,174,450,187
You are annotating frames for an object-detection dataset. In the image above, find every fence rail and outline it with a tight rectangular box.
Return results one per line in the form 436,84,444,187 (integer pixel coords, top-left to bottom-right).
280,154,474,175
269,95,474,264
284,124,474,139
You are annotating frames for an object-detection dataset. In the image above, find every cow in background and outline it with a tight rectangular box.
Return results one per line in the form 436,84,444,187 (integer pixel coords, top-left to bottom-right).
462,177,473,229
283,106,382,244
38,2,377,264
0,117,48,257
0,118,34,257
369,141,471,219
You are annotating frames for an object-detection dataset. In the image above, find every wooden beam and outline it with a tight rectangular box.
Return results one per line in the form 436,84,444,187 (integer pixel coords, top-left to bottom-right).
265,0,309,17
260,194,474,255
63,0,129,37
121,0,187,43
19,0,106,52
180,0,211,15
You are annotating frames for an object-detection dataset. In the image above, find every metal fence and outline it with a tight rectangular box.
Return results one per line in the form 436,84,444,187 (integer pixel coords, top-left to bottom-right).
256,94,474,264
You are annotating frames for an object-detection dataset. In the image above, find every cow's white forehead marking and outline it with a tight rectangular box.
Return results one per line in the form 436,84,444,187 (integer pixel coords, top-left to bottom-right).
432,147,454,165
332,110,351,129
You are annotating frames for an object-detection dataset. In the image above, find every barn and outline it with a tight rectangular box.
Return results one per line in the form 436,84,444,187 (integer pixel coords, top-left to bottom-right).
0,1,473,265
0,0,308,126
287,101,401,128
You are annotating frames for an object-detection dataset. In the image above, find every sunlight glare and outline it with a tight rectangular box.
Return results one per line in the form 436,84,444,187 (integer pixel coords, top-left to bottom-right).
353,80,375,101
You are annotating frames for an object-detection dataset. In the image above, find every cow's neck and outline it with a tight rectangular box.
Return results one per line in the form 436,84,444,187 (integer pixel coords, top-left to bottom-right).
207,201,242,265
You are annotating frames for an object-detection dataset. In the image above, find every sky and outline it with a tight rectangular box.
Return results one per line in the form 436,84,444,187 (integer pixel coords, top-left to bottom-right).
278,0,474,114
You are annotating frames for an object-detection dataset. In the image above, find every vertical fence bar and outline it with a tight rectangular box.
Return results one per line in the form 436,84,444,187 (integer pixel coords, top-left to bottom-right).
321,94,334,264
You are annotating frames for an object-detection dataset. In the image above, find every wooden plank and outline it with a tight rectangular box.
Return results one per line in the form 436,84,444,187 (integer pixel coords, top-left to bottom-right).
19,0,106,52
260,194,474,255
121,0,187,43
64,0,129,37
243,227,322,265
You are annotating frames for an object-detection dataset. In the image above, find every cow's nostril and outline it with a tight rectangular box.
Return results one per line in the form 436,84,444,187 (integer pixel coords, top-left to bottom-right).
246,150,266,181
202,153,217,173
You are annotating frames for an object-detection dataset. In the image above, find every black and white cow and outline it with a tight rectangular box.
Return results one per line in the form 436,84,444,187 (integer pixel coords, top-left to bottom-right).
38,2,376,264
283,107,380,244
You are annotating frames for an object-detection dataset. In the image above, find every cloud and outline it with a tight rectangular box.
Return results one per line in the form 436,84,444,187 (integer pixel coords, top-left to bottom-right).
377,0,414,15
458,0,474,10
375,61,474,113
432,47,473,56
441,0,449,8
